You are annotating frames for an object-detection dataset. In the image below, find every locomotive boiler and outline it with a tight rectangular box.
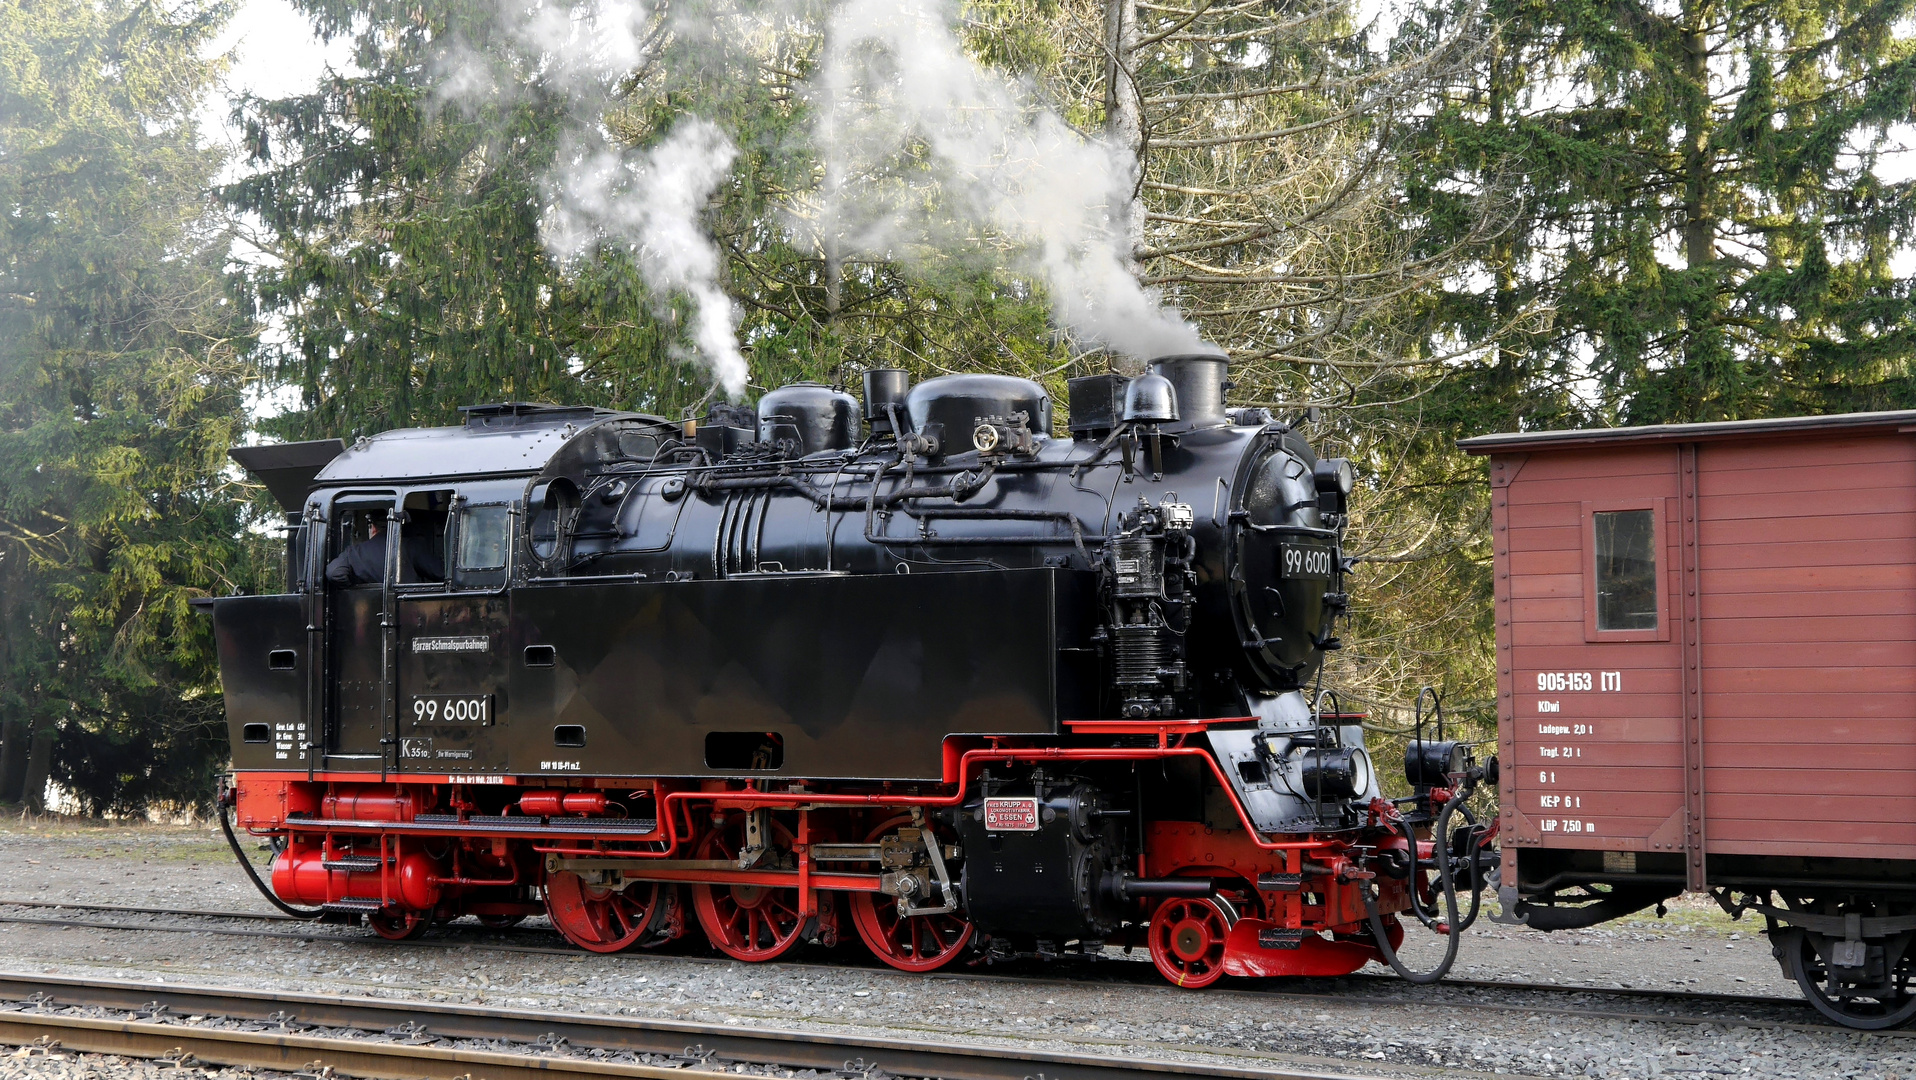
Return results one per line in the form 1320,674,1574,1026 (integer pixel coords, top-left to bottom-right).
206,346,1493,984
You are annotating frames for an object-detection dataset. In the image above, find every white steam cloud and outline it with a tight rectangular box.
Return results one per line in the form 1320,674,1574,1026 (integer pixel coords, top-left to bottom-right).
804,0,1205,359
443,0,1206,395
444,0,749,398
544,120,748,398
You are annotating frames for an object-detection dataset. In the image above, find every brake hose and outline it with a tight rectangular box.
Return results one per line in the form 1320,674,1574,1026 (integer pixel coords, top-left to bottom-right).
1364,794,1463,984
218,801,324,920
1452,822,1488,933
1402,804,1487,934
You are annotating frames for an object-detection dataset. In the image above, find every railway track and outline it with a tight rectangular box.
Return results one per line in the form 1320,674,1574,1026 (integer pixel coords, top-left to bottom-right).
0,971,1347,1080
1,898,1901,1040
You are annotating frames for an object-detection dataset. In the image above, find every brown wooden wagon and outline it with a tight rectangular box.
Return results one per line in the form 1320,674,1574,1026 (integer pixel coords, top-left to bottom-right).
1461,411,1916,1028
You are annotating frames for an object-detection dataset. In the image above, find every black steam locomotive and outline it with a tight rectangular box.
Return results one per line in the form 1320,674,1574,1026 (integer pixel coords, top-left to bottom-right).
207,346,1492,983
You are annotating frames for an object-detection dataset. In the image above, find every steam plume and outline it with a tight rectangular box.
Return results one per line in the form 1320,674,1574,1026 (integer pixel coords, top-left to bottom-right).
443,0,1207,393
804,0,1205,359
544,119,748,398
446,0,749,397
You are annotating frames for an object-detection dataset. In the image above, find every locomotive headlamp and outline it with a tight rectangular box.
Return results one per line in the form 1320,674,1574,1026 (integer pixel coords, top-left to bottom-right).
1404,739,1471,789
1314,457,1356,497
1299,745,1373,801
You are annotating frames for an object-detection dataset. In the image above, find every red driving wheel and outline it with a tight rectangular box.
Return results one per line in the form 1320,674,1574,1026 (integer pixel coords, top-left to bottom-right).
1149,896,1233,988
545,871,662,953
848,817,973,972
692,815,807,962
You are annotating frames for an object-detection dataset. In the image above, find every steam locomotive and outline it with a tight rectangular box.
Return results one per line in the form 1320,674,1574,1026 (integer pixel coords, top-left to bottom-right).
205,346,1493,984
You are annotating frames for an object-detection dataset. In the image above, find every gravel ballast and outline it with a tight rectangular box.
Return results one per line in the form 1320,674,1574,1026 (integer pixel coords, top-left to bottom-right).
0,818,1907,1080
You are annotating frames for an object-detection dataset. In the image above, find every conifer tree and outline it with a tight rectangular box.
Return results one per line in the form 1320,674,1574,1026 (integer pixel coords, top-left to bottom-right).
1407,0,1916,423
0,0,271,813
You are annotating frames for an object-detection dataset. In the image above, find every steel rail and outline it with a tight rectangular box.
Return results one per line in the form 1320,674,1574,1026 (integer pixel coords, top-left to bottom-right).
4,900,1899,1037
0,972,1354,1080
0,1011,712,1080
0,898,1810,1006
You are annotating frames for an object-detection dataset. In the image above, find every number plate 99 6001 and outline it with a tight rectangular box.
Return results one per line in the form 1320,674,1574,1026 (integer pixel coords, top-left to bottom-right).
1279,543,1334,579
411,695,492,725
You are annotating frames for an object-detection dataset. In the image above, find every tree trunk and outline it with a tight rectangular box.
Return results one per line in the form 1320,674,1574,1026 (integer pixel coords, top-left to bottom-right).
1489,30,1519,386
0,719,27,803
1680,6,1714,271
22,727,53,813
1104,0,1144,260
824,233,842,330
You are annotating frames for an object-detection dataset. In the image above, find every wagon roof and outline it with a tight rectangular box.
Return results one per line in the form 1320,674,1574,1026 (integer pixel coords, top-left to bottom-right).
1459,408,1916,455
313,403,640,488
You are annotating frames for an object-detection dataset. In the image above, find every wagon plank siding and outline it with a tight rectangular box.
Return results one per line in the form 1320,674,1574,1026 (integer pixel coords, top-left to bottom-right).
1691,434,1916,857
1468,415,1916,890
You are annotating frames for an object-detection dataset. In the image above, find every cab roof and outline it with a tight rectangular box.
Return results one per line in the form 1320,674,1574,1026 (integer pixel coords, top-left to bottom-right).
312,403,635,491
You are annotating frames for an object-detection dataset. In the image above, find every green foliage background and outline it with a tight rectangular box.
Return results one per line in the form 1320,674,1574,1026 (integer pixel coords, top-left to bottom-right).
0,0,278,814
2,0,1913,812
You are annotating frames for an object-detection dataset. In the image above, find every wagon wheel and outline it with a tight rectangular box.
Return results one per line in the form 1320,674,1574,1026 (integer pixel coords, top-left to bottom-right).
692,815,806,962
1148,895,1236,988
545,871,663,953
368,909,430,941
848,816,973,972
1784,929,1916,1030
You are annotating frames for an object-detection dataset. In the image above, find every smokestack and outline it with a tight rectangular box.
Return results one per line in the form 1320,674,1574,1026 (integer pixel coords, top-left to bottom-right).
1147,344,1231,430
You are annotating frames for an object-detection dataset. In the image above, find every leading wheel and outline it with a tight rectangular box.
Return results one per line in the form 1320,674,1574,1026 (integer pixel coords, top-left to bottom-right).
692,815,807,962
1149,895,1235,988
1784,929,1916,1030
368,909,429,941
546,871,662,953
848,817,973,972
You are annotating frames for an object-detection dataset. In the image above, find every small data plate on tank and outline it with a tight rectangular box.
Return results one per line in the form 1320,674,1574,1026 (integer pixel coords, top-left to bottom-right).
409,694,493,726
1279,543,1334,579
982,797,1041,831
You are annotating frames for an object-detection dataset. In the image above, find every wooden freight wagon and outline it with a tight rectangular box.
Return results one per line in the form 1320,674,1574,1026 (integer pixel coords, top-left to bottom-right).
1460,411,1916,1028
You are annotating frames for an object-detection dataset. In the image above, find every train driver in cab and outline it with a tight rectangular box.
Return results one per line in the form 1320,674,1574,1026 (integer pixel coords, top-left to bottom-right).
326,514,445,585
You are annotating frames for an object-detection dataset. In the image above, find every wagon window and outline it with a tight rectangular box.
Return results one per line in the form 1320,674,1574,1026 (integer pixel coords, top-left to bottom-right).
458,505,511,571
1594,510,1657,631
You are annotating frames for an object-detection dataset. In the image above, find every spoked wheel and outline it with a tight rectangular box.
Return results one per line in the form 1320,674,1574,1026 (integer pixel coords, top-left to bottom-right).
1783,929,1916,1030
1149,895,1235,988
692,815,807,962
848,817,973,972
546,871,663,953
368,909,430,941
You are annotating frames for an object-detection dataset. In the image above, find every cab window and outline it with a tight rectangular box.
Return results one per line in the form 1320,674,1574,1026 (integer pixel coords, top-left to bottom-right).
325,501,393,589
399,489,451,584
457,504,511,577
